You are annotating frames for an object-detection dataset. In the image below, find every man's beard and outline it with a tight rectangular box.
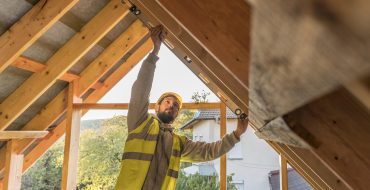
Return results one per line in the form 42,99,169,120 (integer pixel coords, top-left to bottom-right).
157,111,175,124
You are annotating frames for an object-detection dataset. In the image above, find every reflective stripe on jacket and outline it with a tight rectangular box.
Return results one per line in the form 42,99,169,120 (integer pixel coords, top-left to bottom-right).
115,115,182,190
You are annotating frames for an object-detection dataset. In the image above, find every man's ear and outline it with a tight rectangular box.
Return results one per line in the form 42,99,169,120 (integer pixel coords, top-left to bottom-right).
155,104,159,113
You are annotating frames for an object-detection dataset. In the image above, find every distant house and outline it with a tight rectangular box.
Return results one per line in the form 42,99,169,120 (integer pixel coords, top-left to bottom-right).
180,109,312,190
269,169,312,190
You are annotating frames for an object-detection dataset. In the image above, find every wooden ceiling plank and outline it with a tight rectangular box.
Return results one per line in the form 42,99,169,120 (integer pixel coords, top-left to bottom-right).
130,0,249,112
0,0,129,131
0,131,49,140
0,0,80,73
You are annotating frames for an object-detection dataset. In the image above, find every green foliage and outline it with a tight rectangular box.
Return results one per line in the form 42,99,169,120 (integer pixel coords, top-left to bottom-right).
21,116,128,190
191,90,211,103
77,115,128,189
175,170,237,190
21,140,64,190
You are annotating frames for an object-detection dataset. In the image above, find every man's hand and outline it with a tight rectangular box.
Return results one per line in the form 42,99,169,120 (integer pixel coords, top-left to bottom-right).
233,118,248,140
150,25,166,55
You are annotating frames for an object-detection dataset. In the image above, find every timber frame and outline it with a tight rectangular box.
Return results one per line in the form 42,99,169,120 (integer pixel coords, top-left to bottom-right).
0,0,370,190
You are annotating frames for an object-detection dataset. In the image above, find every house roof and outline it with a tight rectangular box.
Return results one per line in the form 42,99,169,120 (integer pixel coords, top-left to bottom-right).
182,163,217,176
180,109,237,130
269,168,312,190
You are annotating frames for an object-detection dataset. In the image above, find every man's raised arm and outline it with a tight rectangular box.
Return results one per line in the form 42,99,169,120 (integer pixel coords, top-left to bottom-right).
127,25,165,132
180,119,248,162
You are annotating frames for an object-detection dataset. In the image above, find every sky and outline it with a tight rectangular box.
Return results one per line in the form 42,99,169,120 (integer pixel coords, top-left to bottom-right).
82,45,219,120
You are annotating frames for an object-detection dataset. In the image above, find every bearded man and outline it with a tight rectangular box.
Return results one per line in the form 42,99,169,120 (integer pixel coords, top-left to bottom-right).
115,25,248,190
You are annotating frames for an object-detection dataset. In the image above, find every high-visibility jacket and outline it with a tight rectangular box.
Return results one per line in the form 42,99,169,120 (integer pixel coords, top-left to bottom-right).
115,115,182,190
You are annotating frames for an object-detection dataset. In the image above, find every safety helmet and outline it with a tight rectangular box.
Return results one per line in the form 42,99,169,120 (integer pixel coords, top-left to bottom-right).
156,92,183,109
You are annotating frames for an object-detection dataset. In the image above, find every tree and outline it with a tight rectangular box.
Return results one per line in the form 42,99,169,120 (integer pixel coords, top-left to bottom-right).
77,115,128,189
191,90,211,103
176,170,237,190
22,140,64,190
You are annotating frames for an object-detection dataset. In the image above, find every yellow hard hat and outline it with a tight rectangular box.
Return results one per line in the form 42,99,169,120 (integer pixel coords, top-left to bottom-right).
156,92,183,109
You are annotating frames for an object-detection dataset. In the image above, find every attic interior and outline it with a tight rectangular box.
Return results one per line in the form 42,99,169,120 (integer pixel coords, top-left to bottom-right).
0,0,369,189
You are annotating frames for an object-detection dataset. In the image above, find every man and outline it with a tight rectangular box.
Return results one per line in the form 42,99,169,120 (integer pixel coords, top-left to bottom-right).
115,25,248,190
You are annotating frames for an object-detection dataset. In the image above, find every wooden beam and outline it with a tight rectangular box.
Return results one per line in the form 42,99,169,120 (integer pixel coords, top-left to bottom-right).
4,140,24,190
254,115,344,190
220,103,227,190
11,57,109,84
0,0,79,73
0,0,129,131
157,0,250,86
11,57,46,73
254,117,311,148
345,78,370,110
268,142,329,190
248,0,370,129
279,155,288,190
61,80,82,190
129,0,249,112
73,102,221,110
0,38,153,179
280,87,370,190
0,131,48,140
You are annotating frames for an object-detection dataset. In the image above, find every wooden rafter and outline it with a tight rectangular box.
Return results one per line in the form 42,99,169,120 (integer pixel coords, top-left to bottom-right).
0,131,48,140
157,0,250,85
0,0,79,73
0,23,149,175
0,38,153,179
269,142,347,190
11,56,81,83
280,88,370,190
0,0,129,131
128,0,249,113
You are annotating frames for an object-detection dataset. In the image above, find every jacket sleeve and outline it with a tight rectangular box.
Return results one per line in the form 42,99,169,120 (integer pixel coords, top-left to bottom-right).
180,132,240,162
127,53,158,132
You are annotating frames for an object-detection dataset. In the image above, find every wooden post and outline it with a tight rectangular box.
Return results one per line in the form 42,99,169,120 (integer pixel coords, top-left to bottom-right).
220,103,227,190
280,154,288,190
61,80,82,190
4,140,24,190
